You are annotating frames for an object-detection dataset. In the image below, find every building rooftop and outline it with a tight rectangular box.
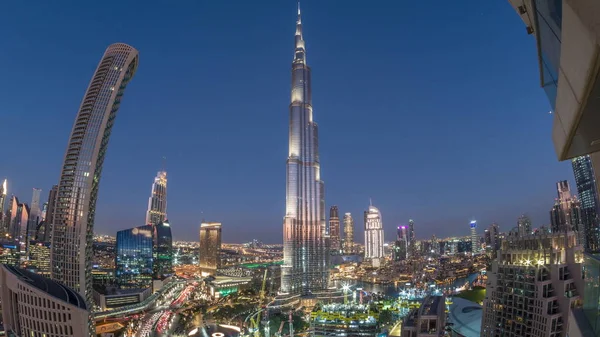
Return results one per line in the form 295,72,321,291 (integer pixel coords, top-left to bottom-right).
421,295,443,317
3,265,87,310
448,297,482,337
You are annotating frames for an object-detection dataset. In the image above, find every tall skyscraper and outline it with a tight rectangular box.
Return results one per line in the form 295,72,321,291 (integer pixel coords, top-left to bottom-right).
146,171,167,226
486,222,500,254
28,188,42,248
9,197,29,241
517,214,532,236
470,220,478,253
343,213,354,255
364,205,384,266
0,179,6,224
551,181,585,245
42,185,58,242
408,219,416,257
571,156,600,252
50,43,139,308
393,226,408,261
281,3,328,296
199,222,222,276
115,225,153,289
329,206,341,254
152,220,173,280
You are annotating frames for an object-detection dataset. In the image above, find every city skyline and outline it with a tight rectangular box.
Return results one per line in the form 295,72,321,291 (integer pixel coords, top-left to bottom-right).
0,1,575,243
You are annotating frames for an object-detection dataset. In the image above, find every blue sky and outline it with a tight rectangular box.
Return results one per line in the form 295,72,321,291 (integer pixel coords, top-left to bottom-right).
0,1,572,242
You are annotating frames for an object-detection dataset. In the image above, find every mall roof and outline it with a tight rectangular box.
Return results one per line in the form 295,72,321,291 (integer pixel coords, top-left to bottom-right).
448,297,482,337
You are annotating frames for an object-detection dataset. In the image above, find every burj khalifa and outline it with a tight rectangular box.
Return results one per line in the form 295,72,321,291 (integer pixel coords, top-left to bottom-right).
281,2,329,296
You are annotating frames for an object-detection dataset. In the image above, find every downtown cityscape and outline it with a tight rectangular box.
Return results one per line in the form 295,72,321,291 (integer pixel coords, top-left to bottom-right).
0,1,599,337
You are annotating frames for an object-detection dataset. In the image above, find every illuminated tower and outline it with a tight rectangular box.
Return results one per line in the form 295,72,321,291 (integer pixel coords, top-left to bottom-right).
146,171,167,226
50,43,139,310
199,222,222,276
408,219,416,257
0,179,6,225
329,206,341,254
281,2,328,295
571,156,600,252
343,213,354,254
470,220,478,253
364,204,384,266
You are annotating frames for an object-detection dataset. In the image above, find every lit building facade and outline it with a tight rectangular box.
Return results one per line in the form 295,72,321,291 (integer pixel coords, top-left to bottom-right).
26,241,51,277
0,241,20,267
153,220,173,280
281,4,329,295
343,213,354,254
0,179,6,225
401,295,447,337
551,181,585,245
394,226,408,261
408,219,416,257
518,214,532,236
364,205,384,264
199,222,222,276
481,230,584,337
115,225,153,289
571,156,600,252
9,196,29,241
329,206,341,254
486,223,501,254
146,170,167,226
0,264,91,337
470,220,479,253
50,43,138,307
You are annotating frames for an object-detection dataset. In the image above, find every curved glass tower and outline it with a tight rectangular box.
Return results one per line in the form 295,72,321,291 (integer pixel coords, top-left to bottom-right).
364,205,384,260
50,43,139,308
281,3,328,295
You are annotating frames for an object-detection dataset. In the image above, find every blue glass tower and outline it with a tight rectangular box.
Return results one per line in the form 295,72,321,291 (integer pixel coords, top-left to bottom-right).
115,225,153,289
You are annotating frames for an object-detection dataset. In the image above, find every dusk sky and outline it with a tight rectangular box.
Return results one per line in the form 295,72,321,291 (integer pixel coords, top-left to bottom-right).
0,1,573,243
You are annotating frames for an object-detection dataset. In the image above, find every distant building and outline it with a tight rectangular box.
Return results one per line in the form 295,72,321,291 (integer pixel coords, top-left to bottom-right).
152,220,173,280
551,181,585,245
364,205,384,266
408,219,416,257
343,213,354,254
199,222,222,276
115,225,153,289
146,171,167,226
401,295,446,337
329,206,341,254
517,214,532,236
481,230,583,336
42,185,58,242
9,196,29,241
26,241,51,277
0,241,20,267
470,221,478,253
485,223,500,254
572,156,600,252
394,226,408,261
0,179,6,226
0,264,91,337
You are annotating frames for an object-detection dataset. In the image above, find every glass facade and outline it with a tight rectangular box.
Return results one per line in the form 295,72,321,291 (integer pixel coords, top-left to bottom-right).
115,225,153,289
572,156,600,253
534,0,562,108
583,253,600,334
153,220,173,280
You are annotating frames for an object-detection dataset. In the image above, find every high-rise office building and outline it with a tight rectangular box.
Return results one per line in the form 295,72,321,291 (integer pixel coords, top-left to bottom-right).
152,220,173,280
9,197,29,241
146,171,167,226
485,223,500,254
199,222,222,276
115,225,153,289
364,205,384,266
551,181,585,246
0,265,91,337
0,179,6,224
517,214,532,236
571,156,600,252
408,219,416,257
393,226,408,261
50,43,139,308
481,230,583,336
27,188,42,251
281,4,328,296
42,185,58,242
343,213,354,254
26,241,51,277
329,206,341,254
470,220,478,253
